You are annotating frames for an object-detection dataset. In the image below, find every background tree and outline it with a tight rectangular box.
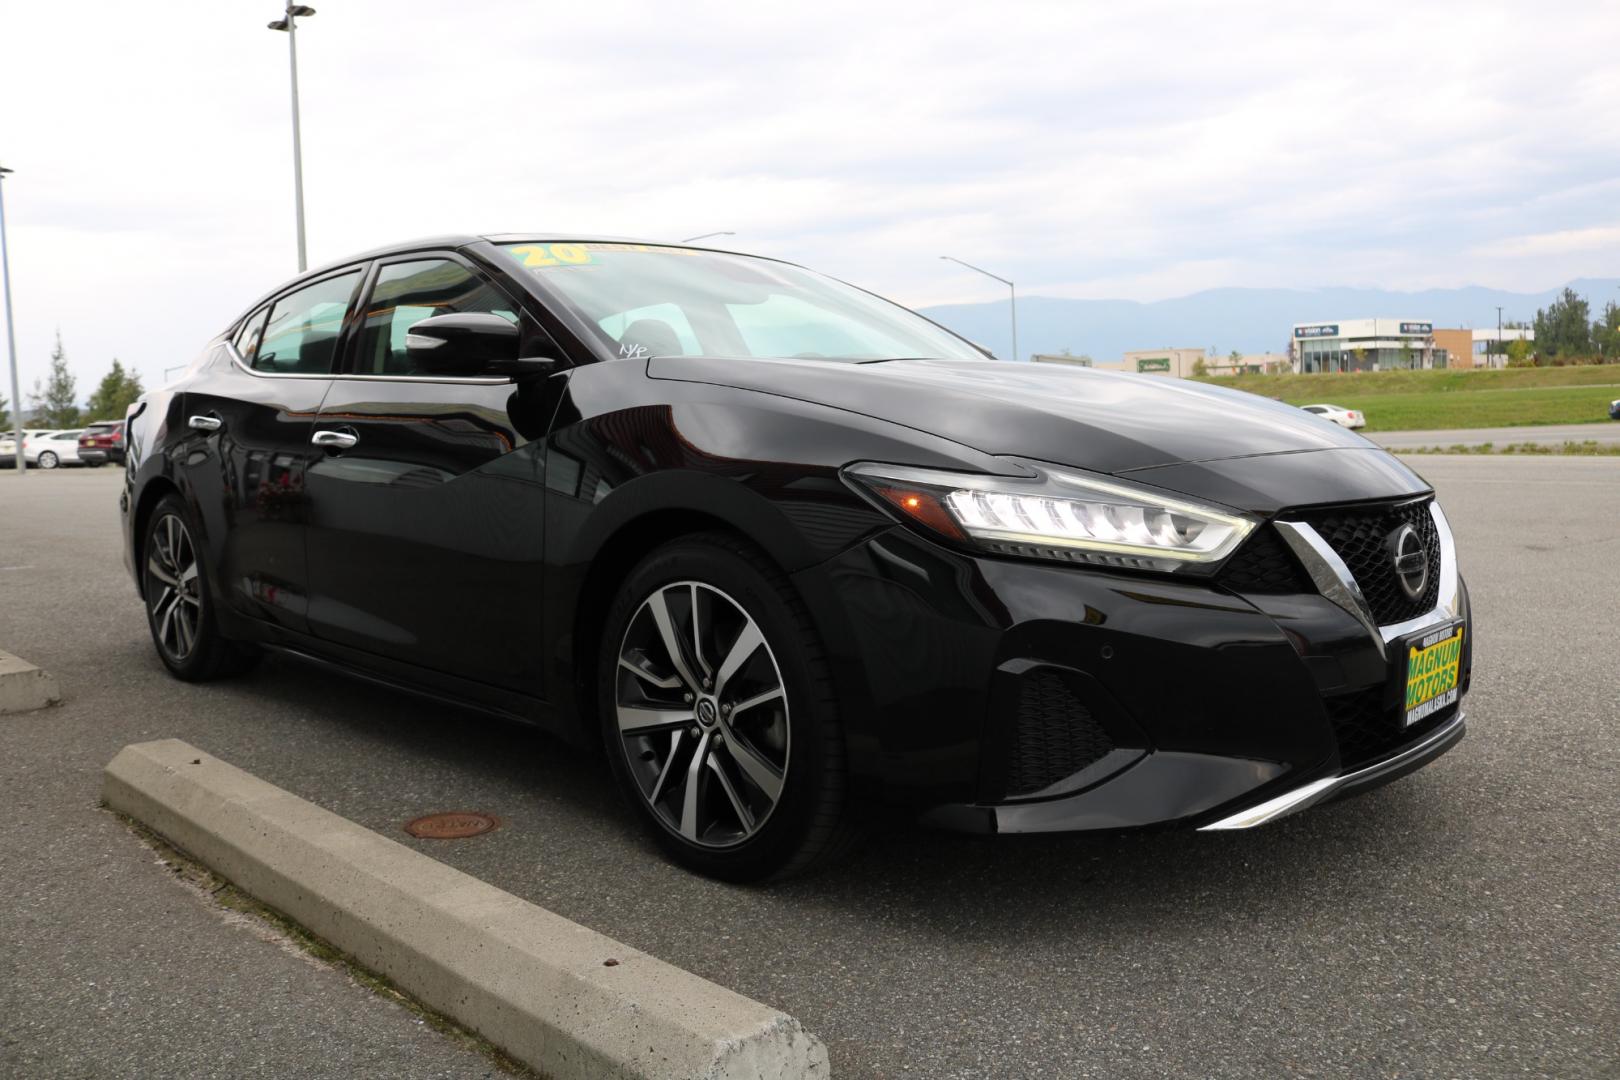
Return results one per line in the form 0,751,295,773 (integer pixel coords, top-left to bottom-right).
1192,357,1209,377
1505,338,1536,367
85,358,145,421
1533,287,1592,357
1592,301,1620,361
30,332,80,428
0,392,9,432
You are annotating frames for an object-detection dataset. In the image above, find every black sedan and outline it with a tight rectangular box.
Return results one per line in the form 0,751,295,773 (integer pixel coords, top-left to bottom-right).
120,236,1470,880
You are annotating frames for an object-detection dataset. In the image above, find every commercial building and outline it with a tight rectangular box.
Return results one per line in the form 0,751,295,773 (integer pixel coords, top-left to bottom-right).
1117,347,1206,377
1031,350,1290,378
1469,326,1534,368
1204,352,1291,376
1291,319,1439,373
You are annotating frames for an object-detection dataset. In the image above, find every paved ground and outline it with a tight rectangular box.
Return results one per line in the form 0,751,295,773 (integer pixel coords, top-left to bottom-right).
1370,420,1620,448
3,460,1617,1079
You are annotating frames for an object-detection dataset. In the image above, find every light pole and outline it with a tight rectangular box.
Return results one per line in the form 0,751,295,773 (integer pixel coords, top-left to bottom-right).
268,4,316,273
941,255,1018,362
680,231,735,244
0,165,23,476
1495,305,1503,369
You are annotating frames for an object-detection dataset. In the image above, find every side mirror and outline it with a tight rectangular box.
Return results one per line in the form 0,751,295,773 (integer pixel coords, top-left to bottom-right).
404,313,555,377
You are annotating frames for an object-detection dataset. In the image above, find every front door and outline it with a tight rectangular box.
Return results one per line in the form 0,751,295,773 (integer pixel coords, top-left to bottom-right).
302,254,550,695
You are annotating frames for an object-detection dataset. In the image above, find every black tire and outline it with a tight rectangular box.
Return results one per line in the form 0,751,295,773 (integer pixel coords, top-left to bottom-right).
37,451,58,469
598,532,860,881
142,494,258,681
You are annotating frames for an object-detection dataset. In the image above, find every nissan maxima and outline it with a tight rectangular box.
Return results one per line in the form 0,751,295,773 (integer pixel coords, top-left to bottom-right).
120,236,1470,880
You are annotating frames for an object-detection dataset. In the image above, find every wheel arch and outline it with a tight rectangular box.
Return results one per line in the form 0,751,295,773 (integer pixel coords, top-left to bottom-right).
552,471,853,744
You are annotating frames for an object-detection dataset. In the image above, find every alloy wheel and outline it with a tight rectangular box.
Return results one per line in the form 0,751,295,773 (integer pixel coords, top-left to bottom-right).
615,581,790,848
147,514,202,661
38,451,58,469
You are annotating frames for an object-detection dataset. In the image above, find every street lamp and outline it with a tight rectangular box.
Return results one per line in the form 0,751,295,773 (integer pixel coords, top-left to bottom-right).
680,231,735,244
0,164,24,476
940,255,1018,362
267,4,316,272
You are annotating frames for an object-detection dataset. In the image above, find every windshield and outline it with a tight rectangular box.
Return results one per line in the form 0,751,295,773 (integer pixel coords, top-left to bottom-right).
499,242,986,363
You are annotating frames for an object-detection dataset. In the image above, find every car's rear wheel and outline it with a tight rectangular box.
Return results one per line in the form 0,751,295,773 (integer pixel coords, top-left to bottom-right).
599,533,858,881
143,494,256,681
37,451,58,469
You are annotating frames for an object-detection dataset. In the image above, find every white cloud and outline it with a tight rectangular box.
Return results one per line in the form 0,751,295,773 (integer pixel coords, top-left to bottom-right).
1472,224,1620,258
0,0,1617,396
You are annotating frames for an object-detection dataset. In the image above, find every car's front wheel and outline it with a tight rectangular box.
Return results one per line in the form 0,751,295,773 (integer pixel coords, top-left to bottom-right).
37,451,58,469
142,494,256,681
599,533,857,881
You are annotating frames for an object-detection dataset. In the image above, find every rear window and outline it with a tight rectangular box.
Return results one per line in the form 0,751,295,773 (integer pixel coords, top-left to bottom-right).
83,423,121,436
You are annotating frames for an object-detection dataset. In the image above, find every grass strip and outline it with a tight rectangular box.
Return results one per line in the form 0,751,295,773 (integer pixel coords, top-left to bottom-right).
1396,441,1620,456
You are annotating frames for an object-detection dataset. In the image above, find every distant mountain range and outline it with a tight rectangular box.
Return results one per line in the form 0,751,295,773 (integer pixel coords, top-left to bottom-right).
917,277,1620,362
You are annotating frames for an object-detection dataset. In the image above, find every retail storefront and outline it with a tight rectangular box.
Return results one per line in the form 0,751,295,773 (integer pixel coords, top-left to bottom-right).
1292,319,1437,373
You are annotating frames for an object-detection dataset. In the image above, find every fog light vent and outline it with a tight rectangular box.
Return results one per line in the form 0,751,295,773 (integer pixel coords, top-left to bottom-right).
1007,671,1115,797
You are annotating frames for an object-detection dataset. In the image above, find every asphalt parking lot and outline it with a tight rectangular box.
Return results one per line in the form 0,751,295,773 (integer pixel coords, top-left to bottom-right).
3,459,1617,1079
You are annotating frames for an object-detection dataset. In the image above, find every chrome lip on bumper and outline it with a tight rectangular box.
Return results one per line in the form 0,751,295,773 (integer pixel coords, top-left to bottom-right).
1198,711,1467,831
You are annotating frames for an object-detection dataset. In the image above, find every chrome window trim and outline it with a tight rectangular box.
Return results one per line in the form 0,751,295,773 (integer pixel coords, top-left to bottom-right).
1274,499,1461,655
1198,710,1466,830
225,340,512,386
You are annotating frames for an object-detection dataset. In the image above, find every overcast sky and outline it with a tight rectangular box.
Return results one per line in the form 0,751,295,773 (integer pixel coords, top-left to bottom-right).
2,0,1617,397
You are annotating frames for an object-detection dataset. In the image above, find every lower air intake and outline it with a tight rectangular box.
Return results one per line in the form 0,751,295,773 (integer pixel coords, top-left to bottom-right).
1006,671,1116,797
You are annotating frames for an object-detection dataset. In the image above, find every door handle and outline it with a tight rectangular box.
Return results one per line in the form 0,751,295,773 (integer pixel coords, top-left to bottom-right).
311,429,359,450
188,414,222,432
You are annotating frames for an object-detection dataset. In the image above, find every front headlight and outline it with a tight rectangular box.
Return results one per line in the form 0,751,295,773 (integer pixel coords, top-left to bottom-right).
843,460,1257,572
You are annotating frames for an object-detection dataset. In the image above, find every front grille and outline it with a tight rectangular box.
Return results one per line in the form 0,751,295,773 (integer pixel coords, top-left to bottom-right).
1300,498,1441,625
1217,524,1312,594
1324,685,1454,770
1005,671,1115,797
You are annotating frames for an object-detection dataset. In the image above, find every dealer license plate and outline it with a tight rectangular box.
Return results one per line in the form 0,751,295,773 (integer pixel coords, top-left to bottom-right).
1403,623,1464,727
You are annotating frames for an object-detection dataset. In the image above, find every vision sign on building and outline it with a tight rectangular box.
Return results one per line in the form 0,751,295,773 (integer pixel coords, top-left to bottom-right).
1294,324,1339,339
1399,322,1432,335
1136,357,1171,373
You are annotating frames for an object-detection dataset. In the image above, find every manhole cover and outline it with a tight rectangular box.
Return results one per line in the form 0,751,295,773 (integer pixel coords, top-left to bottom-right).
404,812,499,839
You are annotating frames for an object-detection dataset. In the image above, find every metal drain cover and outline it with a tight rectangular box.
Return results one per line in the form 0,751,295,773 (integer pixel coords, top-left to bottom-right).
404,812,499,839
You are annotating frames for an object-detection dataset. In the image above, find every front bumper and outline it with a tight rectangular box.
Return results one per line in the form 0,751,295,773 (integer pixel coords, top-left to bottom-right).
1199,711,1465,829
799,498,1470,834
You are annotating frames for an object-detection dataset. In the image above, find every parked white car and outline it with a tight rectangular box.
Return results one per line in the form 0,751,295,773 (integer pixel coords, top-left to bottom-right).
1299,403,1366,429
0,428,58,467
28,429,85,468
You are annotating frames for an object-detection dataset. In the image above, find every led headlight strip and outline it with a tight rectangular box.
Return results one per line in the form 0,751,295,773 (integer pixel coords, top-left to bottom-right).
844,460,1257,571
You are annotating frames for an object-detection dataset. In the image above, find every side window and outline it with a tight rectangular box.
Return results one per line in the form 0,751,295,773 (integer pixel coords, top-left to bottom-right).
256,270,363,374
233,306,269,366
355,259,517,376
598,303,701,358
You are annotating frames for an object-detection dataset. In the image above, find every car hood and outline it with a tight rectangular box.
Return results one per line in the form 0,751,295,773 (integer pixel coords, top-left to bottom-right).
650,356,1375,474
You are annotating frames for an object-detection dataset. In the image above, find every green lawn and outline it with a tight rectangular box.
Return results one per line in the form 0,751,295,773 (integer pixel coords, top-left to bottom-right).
1195,366,1620,431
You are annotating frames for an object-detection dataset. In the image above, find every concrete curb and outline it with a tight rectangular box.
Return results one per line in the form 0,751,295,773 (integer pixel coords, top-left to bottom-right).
104,739,829,1080
0,649,61,714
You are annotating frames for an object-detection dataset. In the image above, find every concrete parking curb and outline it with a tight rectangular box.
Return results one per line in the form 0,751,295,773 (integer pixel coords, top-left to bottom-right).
103,739,830,1080
0,649,61,714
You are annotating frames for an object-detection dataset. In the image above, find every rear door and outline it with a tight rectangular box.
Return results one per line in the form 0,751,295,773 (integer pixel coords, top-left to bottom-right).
302,253,553,694
181,266,365,633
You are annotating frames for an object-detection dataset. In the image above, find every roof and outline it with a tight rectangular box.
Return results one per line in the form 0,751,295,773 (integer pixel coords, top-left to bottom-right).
230,232,754,332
